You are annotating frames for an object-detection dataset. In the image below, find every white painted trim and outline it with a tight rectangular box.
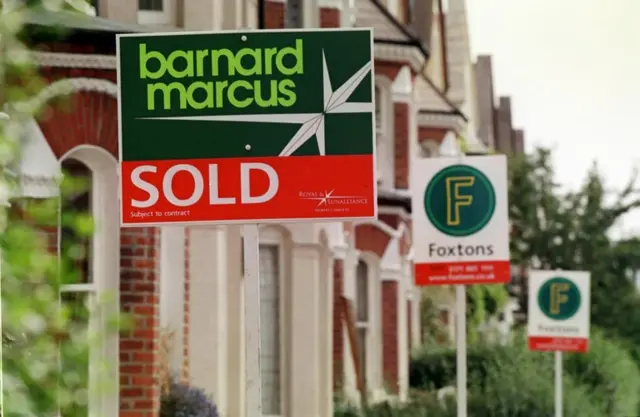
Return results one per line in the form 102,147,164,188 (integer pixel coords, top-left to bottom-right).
391,66,413,104
375,75,394,188
259,226,289,415
374,44,425,74
417,112,466,132
59,144,120,417
357,252,383,394
14,77,118,114
33,51,117,69
160,226,186,373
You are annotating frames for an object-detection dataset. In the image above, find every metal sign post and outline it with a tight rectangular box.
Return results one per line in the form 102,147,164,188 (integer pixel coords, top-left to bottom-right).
555,351,562,417
455,284,467,417
243,224,262,417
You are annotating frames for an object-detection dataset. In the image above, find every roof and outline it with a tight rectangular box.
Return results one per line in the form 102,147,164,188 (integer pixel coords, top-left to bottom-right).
415,73,466,119
24,7,148,34
355,0,429,59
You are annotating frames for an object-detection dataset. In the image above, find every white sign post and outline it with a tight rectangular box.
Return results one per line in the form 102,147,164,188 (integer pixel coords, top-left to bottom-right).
527,270,591,417
411,155,510,417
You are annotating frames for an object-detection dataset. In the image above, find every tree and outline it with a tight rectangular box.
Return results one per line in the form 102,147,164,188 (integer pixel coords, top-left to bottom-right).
508,147,640,339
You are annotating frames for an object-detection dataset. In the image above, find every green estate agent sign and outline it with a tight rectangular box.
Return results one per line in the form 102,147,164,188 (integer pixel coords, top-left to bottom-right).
117,29,377,226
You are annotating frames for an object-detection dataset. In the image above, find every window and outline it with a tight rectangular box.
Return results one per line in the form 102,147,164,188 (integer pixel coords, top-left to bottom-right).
374,79,393,187
59,158,94,417
260,244,282,415
138,0,163,11
137,0,170,25
355,260,369,392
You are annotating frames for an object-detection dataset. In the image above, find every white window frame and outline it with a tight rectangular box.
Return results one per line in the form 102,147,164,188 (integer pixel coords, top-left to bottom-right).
137,0,172,25
57,146,120,417
159,226,186,373
375,75,394,188
258,227,288,417
354,253,381,395
354,260,370,392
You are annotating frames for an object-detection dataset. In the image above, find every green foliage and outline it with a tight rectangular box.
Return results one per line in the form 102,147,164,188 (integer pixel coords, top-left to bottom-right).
334,397,454,417
409,331,640,416
508,147,640,332
1,1,125,415
564,329,640,416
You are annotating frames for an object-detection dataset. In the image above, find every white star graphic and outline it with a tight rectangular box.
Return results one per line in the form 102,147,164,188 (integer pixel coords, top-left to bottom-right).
139,50,373,156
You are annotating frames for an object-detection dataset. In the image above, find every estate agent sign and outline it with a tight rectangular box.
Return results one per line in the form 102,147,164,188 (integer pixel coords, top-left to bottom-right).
411,155,510,285
117,29,376,226
528,270,591,353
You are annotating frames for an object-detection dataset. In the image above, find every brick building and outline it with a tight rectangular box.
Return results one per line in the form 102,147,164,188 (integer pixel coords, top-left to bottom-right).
8,0,476,416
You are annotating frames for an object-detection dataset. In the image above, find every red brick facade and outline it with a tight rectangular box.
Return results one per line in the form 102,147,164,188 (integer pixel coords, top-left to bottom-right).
381,280,399,392
394,102,410,189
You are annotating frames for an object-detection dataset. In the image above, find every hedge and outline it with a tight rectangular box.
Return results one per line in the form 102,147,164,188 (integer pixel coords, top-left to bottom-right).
408,330,640,416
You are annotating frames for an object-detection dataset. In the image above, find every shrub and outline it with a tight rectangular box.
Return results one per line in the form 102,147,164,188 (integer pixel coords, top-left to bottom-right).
334,396,454,417
564,329,640,416
160,379,219,417
409,332,639,417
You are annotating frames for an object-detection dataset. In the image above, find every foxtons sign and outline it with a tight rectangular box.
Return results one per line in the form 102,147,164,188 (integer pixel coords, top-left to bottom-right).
528,270,591,353
410,155,510,285
117,29,377,226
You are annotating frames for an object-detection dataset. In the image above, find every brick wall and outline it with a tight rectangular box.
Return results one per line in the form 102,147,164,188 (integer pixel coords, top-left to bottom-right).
394,102,410,189
265,1,341,28
381,281,399,393
495,96,513,154
355,225,391,257
119,227,161,417
512,128,525,154
473,55,496,148
418,126,448,144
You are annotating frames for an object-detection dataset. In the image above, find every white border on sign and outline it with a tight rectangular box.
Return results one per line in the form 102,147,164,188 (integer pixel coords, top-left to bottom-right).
527,270,591,340
115,28,377,227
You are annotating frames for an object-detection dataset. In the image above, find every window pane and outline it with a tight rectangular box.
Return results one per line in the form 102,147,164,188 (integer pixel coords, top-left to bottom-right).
356,327,367,391
259,245,281,414
60,291,91,417
139,0,163,11
375,86,382,131
356,261,368,322
61,159,92,284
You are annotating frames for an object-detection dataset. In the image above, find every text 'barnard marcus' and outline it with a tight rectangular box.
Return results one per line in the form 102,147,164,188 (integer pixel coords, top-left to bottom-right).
139,39,304,111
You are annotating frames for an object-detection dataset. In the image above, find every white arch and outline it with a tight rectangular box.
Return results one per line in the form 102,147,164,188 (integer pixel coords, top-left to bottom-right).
15,77,118,114
60,144,120,417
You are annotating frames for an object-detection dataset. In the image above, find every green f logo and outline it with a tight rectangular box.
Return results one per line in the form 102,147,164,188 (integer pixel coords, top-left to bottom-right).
424,165,495,237
538,277,581,320
445,176,475,226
